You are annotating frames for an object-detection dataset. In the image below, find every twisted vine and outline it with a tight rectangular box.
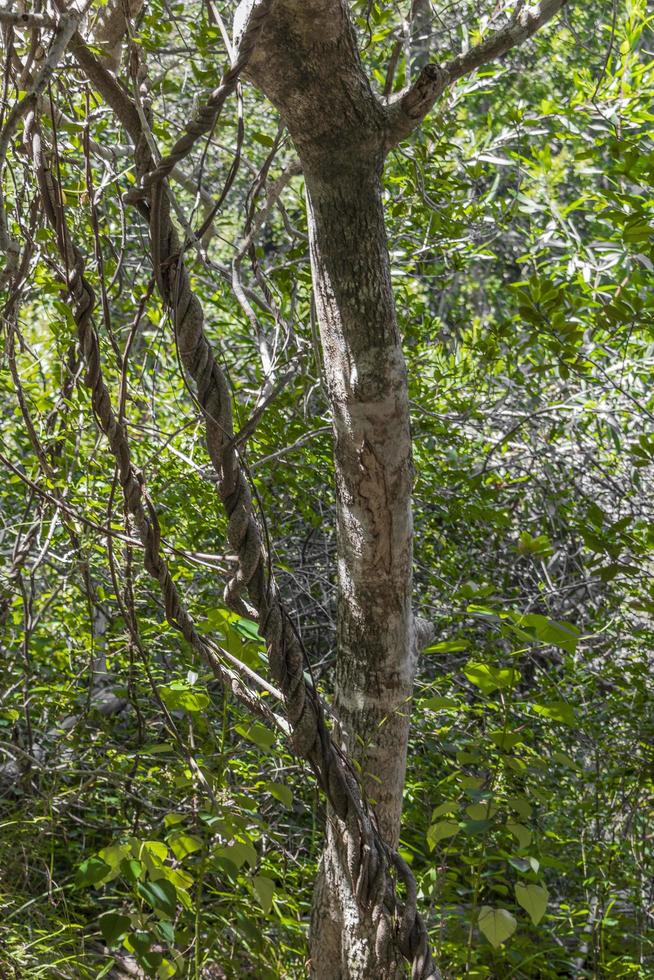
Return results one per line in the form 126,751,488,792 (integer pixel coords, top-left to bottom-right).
146,80,439,980
67,14,440,977
139,0,275,191
148,182,439,980
24,108,282,733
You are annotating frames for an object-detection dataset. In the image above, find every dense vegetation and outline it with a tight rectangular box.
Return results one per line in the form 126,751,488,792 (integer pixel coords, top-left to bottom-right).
1,0,653,977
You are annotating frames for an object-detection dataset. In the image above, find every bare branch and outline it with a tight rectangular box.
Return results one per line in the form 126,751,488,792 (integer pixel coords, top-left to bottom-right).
0,8,81,285
0,7,57,29
385,0,569,145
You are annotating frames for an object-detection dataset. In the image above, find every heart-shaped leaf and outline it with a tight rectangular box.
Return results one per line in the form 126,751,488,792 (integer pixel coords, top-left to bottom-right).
515,882,549,924
75,857,111,887
478,906,517,948
169,833,203,861
507,821,532,849
99,911,130,946
427,820,459,849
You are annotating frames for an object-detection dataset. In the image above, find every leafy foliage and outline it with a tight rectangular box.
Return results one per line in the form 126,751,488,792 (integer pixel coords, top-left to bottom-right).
1,0,653,977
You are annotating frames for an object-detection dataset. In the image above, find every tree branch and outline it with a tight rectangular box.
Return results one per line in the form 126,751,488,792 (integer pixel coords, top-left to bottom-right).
0,8,81,286
385,0,569,146
0,7,57,29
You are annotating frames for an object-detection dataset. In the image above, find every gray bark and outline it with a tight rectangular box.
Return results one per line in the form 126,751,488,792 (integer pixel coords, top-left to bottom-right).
88,0,144,73
239,2,417,974
305,162,415,980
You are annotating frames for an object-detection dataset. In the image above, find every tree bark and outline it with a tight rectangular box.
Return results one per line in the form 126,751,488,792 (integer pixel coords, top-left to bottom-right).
305,160,415,979
239,2,417,974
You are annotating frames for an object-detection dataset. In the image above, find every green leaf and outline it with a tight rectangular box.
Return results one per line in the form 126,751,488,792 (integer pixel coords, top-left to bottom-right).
478,906,517,947
234,617,264,642
156,919,175,945
125,930,152,955
75,857,111,886
465,662,519,693
164,867,194,891
507,822,532,849
169,834,203,861
424,639,469,653
158,683,210,713
98,844,128,867
517,531,553,557
489,730,524,751
141,743,174,755
120,858,143,883
515,882,549,924
253,874,275,913
461,818,494,835
532,701,576,726
466,802,498,820
99,911,131,946
157,957,177,979
461,775,485,791
506,796,532,820
141,841,168,861
266,781,293,808
215,840,258,870
235,723,275,750
137,879,177,917
507,612,580,653
98,844,129,881
139,950,163,971
163,812,186,828
251,131,275,147
432,801,459,818
422,696,460,711
551,750,578,768
133,840,169,878
427,820,459,848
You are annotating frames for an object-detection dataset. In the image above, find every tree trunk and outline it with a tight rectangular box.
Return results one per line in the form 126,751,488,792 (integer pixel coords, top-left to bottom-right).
233,0,570,963
239,2,417,974
305,162,415,978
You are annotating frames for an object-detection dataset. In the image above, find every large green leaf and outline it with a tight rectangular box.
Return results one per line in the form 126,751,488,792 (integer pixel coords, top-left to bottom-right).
253,875,275,913
427,820,459,849
507,822,532,849
235,722,275,750
137,878,177,917
169,833,203,861
158,682,210,713
99,911,131,946
75,857,111,887
478,907,517,948
532,701,576,726
464,662,519,694
515,882,549,925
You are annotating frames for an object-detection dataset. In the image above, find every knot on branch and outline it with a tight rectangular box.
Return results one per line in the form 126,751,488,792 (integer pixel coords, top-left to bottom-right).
402,64,449,120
